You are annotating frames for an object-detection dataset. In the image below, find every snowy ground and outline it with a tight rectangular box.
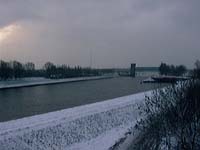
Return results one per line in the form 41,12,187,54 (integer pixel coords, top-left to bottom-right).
0,76,112,89
0,90,152,150
142,77,156,83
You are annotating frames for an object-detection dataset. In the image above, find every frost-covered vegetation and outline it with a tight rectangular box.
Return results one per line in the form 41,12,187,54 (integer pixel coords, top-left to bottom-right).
132,61,200,150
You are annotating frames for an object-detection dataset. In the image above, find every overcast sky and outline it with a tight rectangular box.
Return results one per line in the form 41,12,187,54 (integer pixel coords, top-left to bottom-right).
0,0,199,68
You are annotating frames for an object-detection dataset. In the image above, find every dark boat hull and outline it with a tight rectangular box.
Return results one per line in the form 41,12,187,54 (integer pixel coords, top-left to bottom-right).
152,76,188,83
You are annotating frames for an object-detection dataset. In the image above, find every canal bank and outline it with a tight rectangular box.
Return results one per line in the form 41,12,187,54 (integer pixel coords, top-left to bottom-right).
0,76,113,90
0,90,152,150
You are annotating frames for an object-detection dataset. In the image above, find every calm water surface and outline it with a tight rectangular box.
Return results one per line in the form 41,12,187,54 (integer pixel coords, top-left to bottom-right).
0,77,166,122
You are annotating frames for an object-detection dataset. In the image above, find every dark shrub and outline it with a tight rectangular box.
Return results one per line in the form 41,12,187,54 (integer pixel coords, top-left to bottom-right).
134,80,200,150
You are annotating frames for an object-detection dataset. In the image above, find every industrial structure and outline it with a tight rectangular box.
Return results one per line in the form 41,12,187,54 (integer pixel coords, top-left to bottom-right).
130,63,136,77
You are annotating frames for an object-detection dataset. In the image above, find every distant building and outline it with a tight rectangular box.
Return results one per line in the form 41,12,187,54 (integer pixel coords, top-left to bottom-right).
136,67,159,77
130,64,136,77
115,66,159,77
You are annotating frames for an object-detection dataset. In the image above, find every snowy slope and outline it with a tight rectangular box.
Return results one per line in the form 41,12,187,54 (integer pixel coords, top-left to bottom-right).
0,91,152,150
0,76,112,89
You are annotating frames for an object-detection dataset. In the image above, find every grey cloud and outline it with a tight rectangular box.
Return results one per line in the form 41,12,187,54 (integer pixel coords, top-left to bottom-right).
0,0,199,68
0,0,42,27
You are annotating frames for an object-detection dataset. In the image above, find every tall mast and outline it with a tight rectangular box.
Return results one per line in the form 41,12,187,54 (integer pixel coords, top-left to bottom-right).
90,49,92,69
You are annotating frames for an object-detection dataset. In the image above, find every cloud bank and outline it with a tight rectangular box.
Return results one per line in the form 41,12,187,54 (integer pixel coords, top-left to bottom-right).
0,0,199,68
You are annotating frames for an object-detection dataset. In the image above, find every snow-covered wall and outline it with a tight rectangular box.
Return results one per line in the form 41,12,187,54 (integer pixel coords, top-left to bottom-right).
0,91,151,150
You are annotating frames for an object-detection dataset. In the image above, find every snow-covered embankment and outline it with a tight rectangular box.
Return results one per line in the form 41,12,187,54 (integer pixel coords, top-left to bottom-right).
0,91,151,150
0,76,112,89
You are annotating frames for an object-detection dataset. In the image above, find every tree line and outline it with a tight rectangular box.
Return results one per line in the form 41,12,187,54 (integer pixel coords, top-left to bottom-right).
43,62,100,79
0,60,100,80
159,62,187,76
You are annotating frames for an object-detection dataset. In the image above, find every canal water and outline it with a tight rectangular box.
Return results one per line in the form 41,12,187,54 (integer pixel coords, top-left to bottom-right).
0,77,165,122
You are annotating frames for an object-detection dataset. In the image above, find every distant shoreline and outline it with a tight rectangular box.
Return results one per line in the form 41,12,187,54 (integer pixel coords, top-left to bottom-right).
0,76,113,90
